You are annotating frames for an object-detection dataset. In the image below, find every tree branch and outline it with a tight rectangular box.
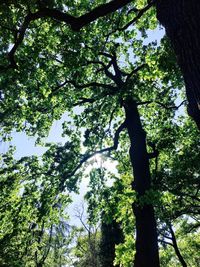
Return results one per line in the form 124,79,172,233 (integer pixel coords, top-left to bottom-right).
52,80,116,94
40,0,133,31
73,121,126,171
118,0,156,31
59,121,126,190
137,100,186,110
40,224,53,265
86,59,117,82
0,0,133,70
148,142,159,159
158,239,174,247
125,64,146,82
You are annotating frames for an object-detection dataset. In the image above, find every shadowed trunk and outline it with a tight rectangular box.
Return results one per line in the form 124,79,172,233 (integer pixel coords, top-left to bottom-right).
156,0,200,130
123,98,160,267
100,220,123,267
169,224,187,267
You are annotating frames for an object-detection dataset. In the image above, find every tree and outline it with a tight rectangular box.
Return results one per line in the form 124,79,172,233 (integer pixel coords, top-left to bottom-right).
70,204,101,267
96,113,200,267
0,1,199,267
155,117,200,266
85,168,124,267
0,145,76,267
0,1,199,129
158,218,200,267
159,222,188,267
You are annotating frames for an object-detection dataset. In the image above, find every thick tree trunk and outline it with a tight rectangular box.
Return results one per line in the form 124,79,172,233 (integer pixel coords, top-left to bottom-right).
124,98,160,267
156,0,200,130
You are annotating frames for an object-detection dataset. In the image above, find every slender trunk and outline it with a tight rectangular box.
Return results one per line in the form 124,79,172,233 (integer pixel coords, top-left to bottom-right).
169,225,187,267
156,0,200,130
100,220,123,267
123,98,160,267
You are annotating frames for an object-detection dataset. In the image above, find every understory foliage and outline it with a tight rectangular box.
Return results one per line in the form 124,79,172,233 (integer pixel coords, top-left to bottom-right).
0,1,199,267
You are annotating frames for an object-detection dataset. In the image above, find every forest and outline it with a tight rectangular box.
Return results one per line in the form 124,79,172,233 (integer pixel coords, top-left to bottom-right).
0,1,200,267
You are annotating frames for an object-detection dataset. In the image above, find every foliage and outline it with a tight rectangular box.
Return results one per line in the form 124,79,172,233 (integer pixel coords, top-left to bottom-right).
0,1,199,267
0,145,74,266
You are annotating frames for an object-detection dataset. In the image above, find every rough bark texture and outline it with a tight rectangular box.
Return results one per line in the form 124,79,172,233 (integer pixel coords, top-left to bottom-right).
124,98,160,267
156,0,200,130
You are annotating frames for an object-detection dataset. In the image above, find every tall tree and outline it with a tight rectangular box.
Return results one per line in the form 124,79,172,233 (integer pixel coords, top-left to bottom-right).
0,1,199,266
0,144,78,266
64,48,176,266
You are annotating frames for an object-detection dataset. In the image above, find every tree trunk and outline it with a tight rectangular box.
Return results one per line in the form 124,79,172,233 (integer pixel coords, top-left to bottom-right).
169,225,187,267
123,98,160,267
100,220,123,267
156,0,200,130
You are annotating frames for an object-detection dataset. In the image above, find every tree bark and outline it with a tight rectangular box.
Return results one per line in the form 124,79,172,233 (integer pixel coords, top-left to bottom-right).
156,0,200,130
123,98,160,267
